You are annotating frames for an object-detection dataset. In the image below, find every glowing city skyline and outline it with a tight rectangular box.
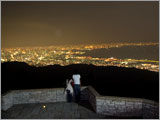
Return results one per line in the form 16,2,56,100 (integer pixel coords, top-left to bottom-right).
2,42,159,72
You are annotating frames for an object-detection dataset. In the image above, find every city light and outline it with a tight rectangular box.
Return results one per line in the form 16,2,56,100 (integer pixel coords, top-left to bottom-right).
1,42,159,72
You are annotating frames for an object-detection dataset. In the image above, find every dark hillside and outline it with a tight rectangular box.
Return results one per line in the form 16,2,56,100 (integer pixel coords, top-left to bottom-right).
1,62,159,102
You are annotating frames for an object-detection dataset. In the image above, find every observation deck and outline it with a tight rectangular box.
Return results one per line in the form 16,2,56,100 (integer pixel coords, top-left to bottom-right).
1,86,159,119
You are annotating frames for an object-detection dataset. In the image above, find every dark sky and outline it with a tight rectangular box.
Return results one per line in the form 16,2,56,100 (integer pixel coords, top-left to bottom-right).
1,1,159,48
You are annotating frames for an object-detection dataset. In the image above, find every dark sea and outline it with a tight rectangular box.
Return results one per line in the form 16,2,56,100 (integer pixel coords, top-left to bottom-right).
81,45,159,61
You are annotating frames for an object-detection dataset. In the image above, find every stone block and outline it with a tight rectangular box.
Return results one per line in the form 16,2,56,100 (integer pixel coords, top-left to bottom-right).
107,103,115,107
134,102,142,109
96,99,104,103
116,105,126,110
56,90,64,96
2,93,13,110
135,102,142,105
114,101,125,105
107,107,116,111
126,107,134,113
126,103,134,108
126,101,134,106
45,92,56,99
103,99,112,104
116,107,126,113
48,99,57,103
57,95,66,102
97,101,103,106
143,105,152,110
29,93,41,100
96,106,102,111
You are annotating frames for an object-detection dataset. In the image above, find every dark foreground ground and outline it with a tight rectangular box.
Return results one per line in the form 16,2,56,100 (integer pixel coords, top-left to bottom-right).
2,101,142,119
2,62,159,102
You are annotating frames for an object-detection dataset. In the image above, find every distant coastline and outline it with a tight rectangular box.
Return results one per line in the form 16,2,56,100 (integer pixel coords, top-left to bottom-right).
1,42,159,72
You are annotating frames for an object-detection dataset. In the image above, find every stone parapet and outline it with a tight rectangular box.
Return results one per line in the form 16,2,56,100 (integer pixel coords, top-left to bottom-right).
142,99,159,119
1,86,88,110
87,86,159,119
1,86,159,119
1,91,13,110
87,86,100,112
96,96,143,117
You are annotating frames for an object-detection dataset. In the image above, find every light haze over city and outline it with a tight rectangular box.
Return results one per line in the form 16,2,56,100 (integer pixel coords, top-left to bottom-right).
1,1,159,48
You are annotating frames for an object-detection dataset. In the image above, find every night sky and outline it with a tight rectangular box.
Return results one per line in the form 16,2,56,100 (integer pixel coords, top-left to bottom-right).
1,1,159,48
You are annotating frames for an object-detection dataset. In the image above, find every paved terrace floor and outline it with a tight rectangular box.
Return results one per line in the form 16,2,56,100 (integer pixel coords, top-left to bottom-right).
2,101,107,119
2,101,142,119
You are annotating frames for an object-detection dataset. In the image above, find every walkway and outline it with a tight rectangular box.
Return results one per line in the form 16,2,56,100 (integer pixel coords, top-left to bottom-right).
2,101,106,119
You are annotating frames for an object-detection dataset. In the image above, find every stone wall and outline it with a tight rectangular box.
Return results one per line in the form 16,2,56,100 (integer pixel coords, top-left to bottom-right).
1,86,159,119
87,86,100,112
1,91,13,111
87,86,159,119
96,96,143,117
142,99,159,119
2,87,88,111
80,86,89,100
